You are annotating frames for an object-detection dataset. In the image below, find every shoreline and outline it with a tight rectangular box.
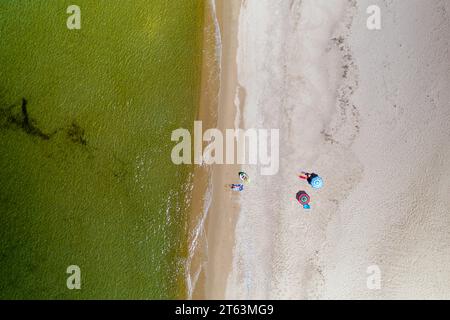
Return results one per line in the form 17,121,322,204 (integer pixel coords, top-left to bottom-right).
185,0,219,298
188,0,242,299
203,0,242,299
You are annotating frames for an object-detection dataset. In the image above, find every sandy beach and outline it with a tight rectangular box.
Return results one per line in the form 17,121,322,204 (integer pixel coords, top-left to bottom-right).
189,0,242,299
191,0,450,299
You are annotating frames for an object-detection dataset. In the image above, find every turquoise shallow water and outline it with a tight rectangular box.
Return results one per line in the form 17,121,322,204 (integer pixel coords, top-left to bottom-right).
0,0,203,299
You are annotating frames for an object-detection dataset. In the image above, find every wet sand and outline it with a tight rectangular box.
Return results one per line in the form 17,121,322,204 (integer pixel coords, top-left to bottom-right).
188,0,242,299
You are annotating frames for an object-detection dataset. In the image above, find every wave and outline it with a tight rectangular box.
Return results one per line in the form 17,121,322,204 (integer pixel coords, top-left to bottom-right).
185,170,213,299
185,1,222,298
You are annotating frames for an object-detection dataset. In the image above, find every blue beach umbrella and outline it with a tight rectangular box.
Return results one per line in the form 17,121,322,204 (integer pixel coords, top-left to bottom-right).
310,176,323,189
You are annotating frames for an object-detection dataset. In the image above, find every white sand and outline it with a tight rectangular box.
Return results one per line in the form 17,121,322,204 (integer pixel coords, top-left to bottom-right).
223,0,450,299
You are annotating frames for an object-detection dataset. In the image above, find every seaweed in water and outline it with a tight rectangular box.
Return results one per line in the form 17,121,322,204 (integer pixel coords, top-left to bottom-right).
0,98,89,146
67,121,87,146
1,98,51,140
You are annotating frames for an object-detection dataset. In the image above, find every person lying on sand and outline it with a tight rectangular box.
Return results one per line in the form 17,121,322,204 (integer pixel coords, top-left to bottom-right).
299,171,323,189
229,184,244,192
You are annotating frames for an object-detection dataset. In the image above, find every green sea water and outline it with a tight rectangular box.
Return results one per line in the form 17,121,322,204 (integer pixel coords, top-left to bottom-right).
0,0,204,299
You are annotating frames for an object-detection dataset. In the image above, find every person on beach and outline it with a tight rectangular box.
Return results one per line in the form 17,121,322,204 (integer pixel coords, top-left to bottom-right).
239,171,250,184
299,171,323,189
230,184,244,192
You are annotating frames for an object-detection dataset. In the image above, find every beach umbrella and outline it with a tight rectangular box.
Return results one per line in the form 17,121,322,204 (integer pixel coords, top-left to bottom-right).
310,176,323,189
296,190,311,209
